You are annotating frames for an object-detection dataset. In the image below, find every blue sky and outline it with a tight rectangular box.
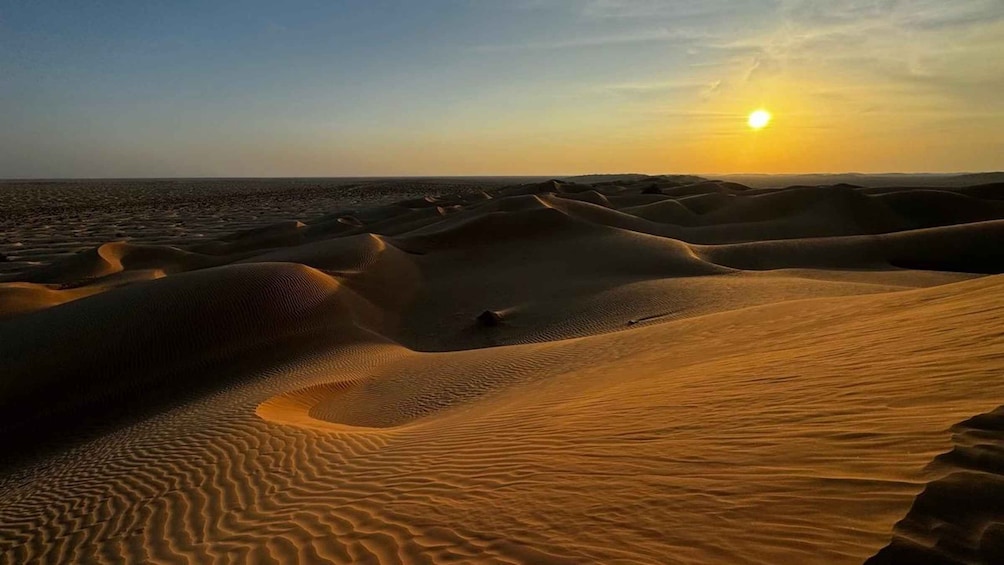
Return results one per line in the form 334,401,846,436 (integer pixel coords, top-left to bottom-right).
1,0,1002,177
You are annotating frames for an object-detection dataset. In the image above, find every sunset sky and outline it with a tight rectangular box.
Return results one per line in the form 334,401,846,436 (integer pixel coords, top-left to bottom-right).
2,0,1002,177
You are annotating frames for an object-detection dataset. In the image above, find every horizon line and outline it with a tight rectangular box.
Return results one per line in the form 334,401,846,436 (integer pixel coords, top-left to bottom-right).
2,171,1002,182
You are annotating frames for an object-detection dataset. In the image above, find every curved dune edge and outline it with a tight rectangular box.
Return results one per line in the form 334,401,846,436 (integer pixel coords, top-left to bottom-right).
866,405,1004,564
255,380,390,433
0,262,378,435
253,274,1004,434
0,281,104,319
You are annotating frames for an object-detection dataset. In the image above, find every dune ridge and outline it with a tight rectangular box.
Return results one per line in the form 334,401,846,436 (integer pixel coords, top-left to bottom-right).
1,176,1002,564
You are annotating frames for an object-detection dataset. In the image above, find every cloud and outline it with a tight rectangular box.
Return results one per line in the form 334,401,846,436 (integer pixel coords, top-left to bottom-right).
600,80,705,94
780,0,899,25
596,73,727,100
745,52,778,82
474,27,704,52
701,79,724,99
709,0,1004,108
580,0,773,21
897,0,1004,30
780,0,1004,30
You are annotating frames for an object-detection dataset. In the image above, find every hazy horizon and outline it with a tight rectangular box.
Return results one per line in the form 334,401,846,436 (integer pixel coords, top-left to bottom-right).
3,1,1003,177
3,171,1002,182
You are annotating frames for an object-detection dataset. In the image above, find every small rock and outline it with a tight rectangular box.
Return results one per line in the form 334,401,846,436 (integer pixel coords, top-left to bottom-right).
476,310,504,327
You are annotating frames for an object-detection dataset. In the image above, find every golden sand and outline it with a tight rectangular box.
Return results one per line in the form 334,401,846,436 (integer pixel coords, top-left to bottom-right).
1,177,1002,564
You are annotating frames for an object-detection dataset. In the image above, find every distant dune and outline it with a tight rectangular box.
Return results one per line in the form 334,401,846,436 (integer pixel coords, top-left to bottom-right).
712,171,1004,189
1,176,1002,564
564,171,1004,188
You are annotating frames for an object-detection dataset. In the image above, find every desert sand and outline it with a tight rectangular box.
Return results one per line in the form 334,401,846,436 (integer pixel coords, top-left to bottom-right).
1,176,1002,564
0,178,523,279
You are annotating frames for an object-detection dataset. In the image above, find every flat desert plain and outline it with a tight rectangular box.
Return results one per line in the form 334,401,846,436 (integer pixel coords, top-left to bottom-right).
1,176,1003,564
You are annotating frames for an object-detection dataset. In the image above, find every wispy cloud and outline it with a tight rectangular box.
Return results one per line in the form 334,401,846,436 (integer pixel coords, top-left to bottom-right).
598,79,726,101
580,0,769,21
599,80,704,94
474,27,704,52
676,0,1004,111
781,0,1004,29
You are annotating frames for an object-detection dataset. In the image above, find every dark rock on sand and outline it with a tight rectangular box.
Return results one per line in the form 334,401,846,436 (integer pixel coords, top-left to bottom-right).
476,310,504,327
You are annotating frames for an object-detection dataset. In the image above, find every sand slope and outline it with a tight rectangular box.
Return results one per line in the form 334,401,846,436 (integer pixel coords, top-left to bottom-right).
1,177,1002,564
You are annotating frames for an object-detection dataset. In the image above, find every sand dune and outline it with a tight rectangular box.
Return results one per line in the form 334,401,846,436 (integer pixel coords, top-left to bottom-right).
1,176,1002,564
867,406,1004,564
0,178,515,279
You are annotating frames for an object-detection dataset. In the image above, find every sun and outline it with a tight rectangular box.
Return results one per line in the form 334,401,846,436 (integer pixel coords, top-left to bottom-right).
748,109,771,130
